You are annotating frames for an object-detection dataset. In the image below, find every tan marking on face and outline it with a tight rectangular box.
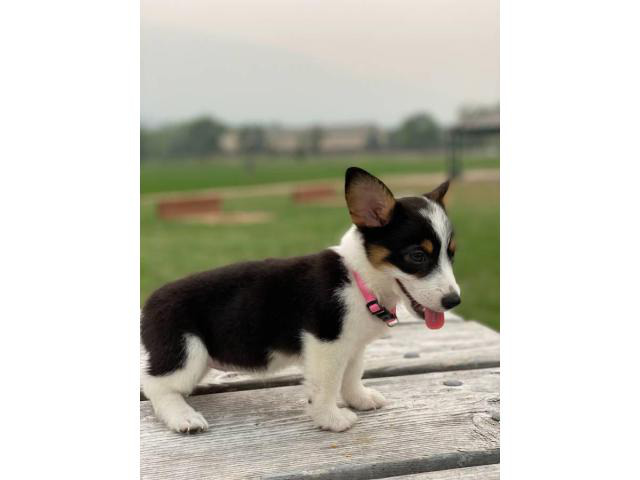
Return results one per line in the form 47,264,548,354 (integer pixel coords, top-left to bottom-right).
368,245,390,266
448,238,456,254
421,240,434,254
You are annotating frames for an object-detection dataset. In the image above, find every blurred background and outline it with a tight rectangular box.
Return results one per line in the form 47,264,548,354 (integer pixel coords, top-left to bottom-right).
141,0,499,330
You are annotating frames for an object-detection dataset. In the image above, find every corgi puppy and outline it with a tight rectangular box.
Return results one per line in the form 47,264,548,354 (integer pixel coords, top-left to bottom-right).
141,167,460,433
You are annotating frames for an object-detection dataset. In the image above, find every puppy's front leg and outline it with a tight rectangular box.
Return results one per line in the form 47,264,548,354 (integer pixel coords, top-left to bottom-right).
304,335,357,432
341,347,387,411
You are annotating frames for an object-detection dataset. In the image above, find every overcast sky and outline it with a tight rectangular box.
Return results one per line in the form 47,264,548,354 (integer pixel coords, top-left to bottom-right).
141,0,499,127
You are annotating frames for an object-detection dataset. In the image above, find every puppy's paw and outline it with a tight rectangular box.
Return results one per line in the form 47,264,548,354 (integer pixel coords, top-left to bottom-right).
343,387,387,411
165,409,209,434
310,407,358,432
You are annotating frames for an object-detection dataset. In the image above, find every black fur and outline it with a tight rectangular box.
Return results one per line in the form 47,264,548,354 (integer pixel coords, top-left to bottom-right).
141,250,349,376
360,198,450,279
424,180,450,207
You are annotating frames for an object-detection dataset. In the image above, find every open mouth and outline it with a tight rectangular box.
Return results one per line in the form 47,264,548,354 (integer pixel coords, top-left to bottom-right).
396,280,445,330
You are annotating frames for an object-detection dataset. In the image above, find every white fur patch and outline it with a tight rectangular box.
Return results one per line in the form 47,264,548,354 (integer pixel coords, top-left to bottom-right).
141,335,210,433
420,200,452,244
206,350,302,374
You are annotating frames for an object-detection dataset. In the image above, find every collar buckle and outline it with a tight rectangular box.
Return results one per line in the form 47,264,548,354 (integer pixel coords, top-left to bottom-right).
366,300,399,327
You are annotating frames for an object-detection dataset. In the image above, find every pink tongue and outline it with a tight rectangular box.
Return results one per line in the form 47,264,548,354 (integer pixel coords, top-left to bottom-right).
424,308,445,329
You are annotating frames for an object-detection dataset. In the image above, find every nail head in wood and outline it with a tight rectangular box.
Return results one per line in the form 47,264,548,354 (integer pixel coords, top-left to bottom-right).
443,379,463,387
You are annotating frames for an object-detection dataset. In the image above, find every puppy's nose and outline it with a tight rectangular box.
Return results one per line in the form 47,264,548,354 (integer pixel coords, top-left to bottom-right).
441,293,461,310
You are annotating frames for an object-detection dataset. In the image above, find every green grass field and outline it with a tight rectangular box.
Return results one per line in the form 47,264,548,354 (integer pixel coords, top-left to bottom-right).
141,152,500,194
141,158,499,330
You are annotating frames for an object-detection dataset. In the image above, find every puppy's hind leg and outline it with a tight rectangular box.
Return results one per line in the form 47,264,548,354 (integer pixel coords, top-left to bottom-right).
141,334,210,433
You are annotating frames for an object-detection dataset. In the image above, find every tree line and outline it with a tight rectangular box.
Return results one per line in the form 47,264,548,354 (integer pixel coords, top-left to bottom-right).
140,112,443,162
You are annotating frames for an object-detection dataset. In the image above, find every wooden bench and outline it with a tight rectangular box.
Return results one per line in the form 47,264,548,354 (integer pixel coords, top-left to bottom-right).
156,195,222,220
140,313,500,479
292,185,337,203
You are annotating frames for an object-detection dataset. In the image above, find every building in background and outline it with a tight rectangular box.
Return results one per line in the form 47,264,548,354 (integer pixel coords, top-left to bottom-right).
219,124,385,155
448,105,500,177
319,125,386,153
219,130,241,153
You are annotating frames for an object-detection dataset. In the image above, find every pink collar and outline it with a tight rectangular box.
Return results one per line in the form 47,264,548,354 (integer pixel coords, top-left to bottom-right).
351,269,398,327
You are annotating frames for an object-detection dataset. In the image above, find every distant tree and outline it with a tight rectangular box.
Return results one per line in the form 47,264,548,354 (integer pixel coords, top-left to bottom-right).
391,113,442,149
167,117,226,158
307,126,323,154
140,128,151,161
238,125,267,154
140,126,171,162
365,127,381,151
297,126,323,159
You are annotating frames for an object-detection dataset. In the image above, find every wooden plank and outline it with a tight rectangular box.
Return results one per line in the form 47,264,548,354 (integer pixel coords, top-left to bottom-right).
141,318,499,398
140,368,500,480
191,320,498,396
380,464,499,479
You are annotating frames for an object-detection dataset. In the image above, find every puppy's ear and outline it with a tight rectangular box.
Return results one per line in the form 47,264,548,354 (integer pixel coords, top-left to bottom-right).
424,180,450,207
345,167,396,228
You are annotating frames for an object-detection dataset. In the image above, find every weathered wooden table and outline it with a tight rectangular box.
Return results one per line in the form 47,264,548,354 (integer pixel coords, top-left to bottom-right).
140,314,500,479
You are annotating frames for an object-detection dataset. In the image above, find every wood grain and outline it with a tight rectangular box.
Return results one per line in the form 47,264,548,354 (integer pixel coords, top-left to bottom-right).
140,368,500,480
141,319,499,399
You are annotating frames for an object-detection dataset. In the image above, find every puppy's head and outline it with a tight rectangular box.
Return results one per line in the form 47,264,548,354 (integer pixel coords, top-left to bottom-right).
345,167,461,323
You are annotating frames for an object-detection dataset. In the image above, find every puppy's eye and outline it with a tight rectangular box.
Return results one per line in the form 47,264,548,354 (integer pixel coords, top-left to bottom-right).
448,238,456,259
408,250,427,263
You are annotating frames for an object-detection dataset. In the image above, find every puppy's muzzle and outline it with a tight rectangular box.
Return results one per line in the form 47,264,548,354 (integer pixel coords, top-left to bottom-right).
441,292,461,310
